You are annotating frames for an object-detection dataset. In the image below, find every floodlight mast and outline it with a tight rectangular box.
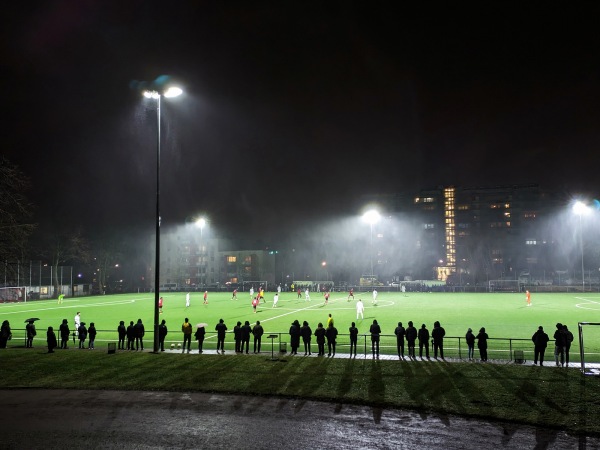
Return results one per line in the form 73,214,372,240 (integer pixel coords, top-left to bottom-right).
143,86,182,353
362,209,381,285
573,201,590,293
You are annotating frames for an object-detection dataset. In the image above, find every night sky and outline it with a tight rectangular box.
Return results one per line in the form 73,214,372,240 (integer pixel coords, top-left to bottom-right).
3,2,600,246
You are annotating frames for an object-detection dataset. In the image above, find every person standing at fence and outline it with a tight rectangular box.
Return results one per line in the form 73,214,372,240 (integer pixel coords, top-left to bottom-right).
300,321,312,356
88,322,96,350
465,328,475,361
117,321,126,350
418,324,430,359
314,323,326,356
134,319,145,351
241,321,252,354
195,325,206,353
78,322,87,349
59,319,70,349
431,321,446,360
394,322,405,359
253,321,264,353
356,299,364,320
369,319,381,359
0,320,11,348
47,326,57,353
326,322,338,357
349,322,358,357
406,321,417,359
563,324,574,367
182,318,193,353
215,319,227,354
289,320,301,355
126,321,135,350
158,319,168,352
531,325,549,366
26,320,36,348
476,327,489,362
233,321,242,353
553,322,565,367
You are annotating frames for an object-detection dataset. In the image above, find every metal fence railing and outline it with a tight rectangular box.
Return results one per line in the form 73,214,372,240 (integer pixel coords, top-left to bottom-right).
3,329,586,364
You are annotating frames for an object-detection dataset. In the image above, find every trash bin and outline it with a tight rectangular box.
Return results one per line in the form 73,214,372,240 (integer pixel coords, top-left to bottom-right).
279,342,287,354
107,343,117,354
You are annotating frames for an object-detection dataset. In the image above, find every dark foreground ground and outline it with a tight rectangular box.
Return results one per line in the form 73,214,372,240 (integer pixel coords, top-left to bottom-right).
0,389,598,449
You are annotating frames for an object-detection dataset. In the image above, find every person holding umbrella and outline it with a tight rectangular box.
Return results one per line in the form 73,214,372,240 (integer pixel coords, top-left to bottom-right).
25,319,37,348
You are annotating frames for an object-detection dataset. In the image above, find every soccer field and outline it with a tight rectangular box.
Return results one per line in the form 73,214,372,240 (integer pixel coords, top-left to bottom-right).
2,291,600,362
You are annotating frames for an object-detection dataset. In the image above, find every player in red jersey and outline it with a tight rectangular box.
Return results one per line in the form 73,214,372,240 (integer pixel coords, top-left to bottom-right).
347,288,354,302
232,289,238,300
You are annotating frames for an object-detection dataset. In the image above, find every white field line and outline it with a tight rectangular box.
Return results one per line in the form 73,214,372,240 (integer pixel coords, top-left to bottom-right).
0,299,144,316
575,296,600,311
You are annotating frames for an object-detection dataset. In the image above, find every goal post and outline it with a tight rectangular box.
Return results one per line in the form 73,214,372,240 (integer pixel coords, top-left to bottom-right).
488,280,521,293
578,322,600,375
0,287,27,303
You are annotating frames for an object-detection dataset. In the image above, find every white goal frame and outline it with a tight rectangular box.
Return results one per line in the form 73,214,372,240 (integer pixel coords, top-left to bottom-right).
488,279,522,293
0,286,27,303
578,322,600,375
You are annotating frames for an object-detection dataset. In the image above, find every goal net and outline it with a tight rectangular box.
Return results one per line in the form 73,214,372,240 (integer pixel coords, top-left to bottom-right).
0,287,27,303
242,281,268,292
488,280,521,292
578,322,600,375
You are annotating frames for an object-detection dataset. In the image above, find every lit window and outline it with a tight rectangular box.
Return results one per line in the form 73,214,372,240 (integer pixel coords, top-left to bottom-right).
227,256,237,263
424,223,435,229
526,240,537,245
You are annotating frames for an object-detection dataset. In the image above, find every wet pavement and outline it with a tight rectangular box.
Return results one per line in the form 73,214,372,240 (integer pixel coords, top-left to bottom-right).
0,389,598,449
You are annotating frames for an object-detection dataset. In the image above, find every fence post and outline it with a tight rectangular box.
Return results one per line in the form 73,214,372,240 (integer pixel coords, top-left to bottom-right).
458,337,462,359
509,339,513,361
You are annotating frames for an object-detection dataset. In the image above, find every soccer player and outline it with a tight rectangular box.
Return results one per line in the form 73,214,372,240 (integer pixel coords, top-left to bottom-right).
401,285,406,295
348,288,354,302
74,312,81,332
252,294,259,313
260,287,265,303
203,291,208,305
277,284,281,294
250,286,255,299
324,291,330,305
356,299,364,320
305,288,311,302
57,293,64,304
159,296,163,314
526,290,531,307
186,293,191,308
372,288,378,305
232,289,238,300
297,288,302,299
273,293,279,308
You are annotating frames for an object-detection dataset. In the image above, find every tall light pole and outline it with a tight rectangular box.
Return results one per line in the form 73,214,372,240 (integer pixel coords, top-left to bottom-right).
573,201,590,292
362,209,381,285
143,85,183,353
195,217,206,287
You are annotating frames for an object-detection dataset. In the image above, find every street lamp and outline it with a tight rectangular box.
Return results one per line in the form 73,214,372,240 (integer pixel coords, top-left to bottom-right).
362,209,381,284
573,201,590,292
143,84,183,353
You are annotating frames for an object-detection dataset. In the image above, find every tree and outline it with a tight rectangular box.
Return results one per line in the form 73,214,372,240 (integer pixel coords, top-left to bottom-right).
0,157,36,281
44,229,91,298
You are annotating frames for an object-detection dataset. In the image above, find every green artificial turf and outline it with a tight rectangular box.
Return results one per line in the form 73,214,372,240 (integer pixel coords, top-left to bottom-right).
2,291,600,361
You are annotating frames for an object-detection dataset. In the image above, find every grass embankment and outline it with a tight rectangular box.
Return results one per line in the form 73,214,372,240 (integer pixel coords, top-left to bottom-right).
0,350,598,435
